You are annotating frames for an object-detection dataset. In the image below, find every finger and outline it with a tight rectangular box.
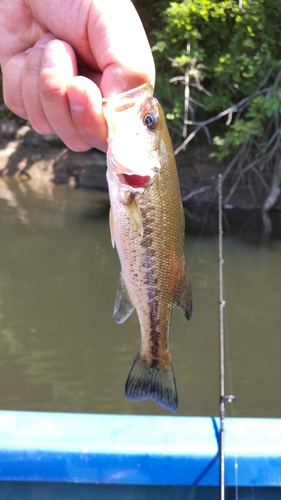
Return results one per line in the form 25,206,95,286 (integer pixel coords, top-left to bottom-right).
39,39,92,152
67,76,108,152
22,33,56,135
2,52,29,119
88,0,156,97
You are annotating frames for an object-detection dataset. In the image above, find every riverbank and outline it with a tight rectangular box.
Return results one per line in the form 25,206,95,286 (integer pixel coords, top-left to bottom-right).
0,118,280,215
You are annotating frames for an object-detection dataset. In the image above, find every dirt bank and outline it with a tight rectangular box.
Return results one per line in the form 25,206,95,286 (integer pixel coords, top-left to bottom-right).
1,118,280,214
0,119,108,190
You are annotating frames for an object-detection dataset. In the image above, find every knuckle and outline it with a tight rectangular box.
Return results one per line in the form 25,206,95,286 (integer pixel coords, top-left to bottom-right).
39,70,64,101
29,118,55,136
24,48,43,75
3,89,27,119
66,141,92,153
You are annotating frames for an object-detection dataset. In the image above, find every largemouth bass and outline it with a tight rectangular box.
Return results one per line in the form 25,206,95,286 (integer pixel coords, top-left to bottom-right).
103,83,192,412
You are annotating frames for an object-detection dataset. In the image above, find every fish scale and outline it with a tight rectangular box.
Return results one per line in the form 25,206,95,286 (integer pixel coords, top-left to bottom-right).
103,83,192,412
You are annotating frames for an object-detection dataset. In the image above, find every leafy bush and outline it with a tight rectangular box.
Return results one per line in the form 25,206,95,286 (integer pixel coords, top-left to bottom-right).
152,0,281,148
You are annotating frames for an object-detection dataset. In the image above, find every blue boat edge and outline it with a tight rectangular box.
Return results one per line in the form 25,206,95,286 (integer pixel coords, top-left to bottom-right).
0,411,280,487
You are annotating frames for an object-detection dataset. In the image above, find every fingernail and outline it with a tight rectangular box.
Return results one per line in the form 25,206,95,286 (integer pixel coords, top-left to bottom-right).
68,89,87,112
42,41,66,69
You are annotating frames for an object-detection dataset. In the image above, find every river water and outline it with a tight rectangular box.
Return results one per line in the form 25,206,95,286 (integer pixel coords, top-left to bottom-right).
0,177,281,419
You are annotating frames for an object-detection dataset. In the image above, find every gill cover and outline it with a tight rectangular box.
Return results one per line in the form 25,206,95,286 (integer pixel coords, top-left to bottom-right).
103,84,162,181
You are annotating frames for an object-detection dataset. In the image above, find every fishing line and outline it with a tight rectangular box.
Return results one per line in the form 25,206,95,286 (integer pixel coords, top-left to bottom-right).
219,192,240,500
223,302,239,500
218,174,236,500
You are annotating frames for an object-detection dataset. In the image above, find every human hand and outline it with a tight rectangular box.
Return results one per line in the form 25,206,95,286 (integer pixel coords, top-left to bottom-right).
0,0,155,152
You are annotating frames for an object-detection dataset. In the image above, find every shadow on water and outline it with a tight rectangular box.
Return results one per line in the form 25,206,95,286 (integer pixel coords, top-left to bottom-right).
184,203,281,243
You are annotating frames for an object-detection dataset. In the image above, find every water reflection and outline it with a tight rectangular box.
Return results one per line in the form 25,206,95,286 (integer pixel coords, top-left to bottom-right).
0,178,280,417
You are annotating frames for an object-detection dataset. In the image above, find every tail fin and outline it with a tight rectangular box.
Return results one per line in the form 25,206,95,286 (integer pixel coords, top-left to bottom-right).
125,352,178,412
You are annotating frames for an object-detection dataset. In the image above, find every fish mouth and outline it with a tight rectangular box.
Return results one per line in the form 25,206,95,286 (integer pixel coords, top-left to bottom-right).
122,173,151,188
107,150,152,189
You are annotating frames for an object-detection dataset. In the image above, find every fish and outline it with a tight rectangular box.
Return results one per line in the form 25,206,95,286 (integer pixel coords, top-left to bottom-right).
103,83,192,412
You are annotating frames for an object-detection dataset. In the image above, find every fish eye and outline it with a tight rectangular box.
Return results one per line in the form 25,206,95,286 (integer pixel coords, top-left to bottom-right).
143,113,158,130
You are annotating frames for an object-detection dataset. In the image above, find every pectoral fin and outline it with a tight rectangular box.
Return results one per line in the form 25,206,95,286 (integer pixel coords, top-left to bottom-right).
109,207,115,248
125,197,143,236
114,275,135,324
175,269,192,320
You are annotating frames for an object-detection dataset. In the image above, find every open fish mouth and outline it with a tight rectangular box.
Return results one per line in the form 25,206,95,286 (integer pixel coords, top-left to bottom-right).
122,174,151,188
107,149,153,189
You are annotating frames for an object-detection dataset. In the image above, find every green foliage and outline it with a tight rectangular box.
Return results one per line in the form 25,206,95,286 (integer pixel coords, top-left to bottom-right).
212,88,281,160
152,0,281,150
0,108,14,120
132,0,171,39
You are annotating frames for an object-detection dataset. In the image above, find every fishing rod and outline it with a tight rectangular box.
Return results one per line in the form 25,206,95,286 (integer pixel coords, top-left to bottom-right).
218,175,235,500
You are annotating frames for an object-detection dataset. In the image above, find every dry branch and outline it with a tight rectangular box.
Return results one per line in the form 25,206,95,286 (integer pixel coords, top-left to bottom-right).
175,68,281,213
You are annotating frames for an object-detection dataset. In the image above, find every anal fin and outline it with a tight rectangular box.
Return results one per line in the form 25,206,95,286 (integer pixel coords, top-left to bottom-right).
113,275,135,324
